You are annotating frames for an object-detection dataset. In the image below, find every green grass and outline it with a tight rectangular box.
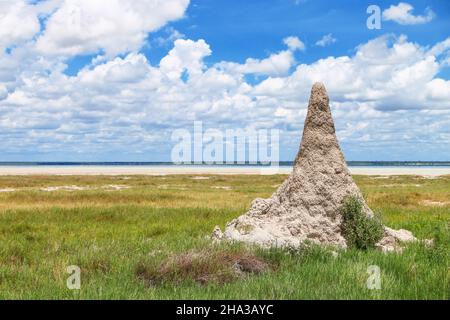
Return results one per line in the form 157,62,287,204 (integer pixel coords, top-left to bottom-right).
0,174,448,299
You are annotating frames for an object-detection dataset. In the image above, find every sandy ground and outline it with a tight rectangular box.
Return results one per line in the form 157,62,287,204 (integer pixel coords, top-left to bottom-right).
0,165,449,176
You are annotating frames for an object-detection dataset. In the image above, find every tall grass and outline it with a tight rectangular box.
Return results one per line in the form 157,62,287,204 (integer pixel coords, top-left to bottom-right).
0,174,448,299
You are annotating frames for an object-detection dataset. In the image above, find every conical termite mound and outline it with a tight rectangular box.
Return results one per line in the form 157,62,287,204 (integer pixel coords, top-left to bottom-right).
213,83,417,252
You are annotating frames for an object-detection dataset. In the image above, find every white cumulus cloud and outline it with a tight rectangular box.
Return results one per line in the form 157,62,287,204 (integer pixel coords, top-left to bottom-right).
382,2,435,25
283,36,305,51
218,37,303,77
0,1,42,51
35,0,190,57
315,34,336,47
160,39,212,81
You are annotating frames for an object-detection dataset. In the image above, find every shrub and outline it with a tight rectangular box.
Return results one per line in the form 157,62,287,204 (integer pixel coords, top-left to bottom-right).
135,249,273,286
341,196,384,250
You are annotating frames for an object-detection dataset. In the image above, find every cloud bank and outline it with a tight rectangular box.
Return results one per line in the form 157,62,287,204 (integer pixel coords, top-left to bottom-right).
0,1,449,161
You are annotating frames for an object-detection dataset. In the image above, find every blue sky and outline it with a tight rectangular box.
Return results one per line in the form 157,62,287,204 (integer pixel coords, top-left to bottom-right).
65,0,450,74
0,0,449,162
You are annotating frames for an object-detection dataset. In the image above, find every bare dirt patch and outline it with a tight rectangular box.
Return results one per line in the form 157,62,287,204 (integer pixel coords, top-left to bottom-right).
379,184,422,188
38,185,131,192
136,249,273,286
157,184,188,190
102,184,130,191
40,185,91,192
420,200,450,207
211,186,232,190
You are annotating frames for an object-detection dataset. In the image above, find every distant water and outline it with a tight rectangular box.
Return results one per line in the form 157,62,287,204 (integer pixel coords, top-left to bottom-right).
0,161,449,167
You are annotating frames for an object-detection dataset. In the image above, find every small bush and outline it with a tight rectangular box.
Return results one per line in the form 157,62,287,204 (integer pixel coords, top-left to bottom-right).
136,249,273,286
341,196,384,250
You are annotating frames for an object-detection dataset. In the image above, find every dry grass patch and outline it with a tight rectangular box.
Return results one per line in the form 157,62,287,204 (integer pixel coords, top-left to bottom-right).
136,249,273,286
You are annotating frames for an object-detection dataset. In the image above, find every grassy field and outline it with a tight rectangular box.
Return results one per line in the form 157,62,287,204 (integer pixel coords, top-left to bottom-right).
0,174,448,299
